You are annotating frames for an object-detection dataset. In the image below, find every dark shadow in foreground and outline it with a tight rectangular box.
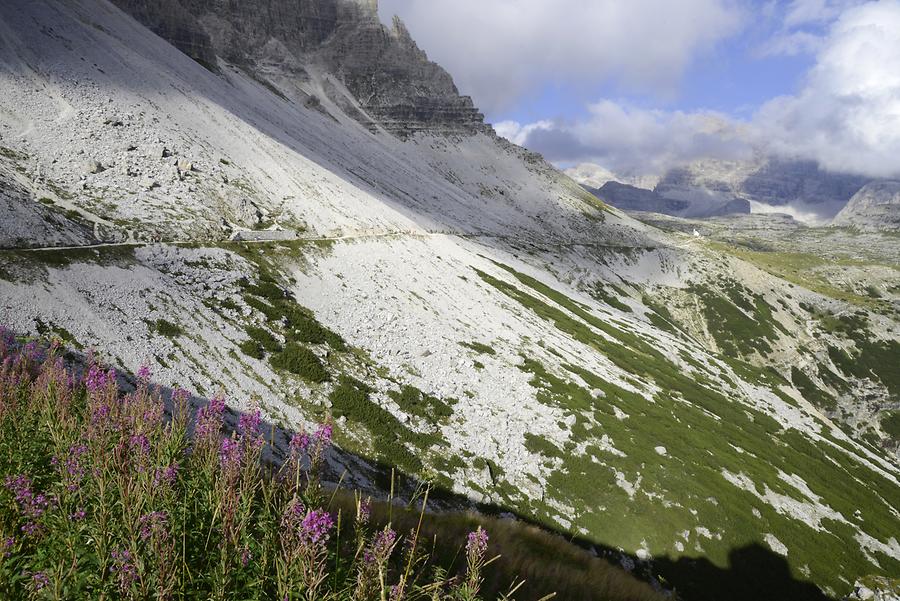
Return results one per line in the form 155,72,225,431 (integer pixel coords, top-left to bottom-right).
652,544,830,601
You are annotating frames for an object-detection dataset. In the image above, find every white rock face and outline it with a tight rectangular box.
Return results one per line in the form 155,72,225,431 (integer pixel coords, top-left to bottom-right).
832,181,900,231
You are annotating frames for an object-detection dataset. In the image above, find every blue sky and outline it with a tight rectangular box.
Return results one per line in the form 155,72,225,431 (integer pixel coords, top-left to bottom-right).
379,0,900,179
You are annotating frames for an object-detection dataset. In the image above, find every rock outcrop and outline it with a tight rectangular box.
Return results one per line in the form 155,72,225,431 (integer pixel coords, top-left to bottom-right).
110,0,487,137
832,181,900,231
591,180,750,218
591,181,689,215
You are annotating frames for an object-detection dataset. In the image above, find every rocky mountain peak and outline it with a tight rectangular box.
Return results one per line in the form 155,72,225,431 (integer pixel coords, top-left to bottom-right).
832,180,900,231
111,0,487,137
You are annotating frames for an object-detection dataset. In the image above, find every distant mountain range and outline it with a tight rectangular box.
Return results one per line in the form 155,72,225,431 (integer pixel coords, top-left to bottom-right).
567,158,890,226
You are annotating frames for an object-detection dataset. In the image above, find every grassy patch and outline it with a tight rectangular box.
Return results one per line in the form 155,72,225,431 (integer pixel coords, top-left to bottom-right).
791,367,837,412
330,377,423,474
238,340,264,360
880,412,900,440
270,343,329,383
245,326,282,353
460,341,497,356
592,283,633,313
688,281,785,357
388,385,455,423
149,318,184,338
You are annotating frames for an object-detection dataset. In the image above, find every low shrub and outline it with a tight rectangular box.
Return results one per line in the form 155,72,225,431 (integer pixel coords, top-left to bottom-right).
245,326,282,353
270,343,329,383
150,318,184,338
239,339,264,360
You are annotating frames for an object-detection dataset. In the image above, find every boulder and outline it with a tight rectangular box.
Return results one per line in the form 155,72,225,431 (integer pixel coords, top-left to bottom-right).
83,159,104,174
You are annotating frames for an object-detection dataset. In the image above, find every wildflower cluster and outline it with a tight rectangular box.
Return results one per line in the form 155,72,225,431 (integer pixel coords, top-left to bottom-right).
0,334,506,600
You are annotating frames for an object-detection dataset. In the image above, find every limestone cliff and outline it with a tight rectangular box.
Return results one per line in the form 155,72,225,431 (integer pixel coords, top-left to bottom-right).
110,0,487,137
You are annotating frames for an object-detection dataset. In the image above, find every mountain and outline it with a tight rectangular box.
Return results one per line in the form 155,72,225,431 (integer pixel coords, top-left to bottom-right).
1,2,899,599
564,162,660,191
589,180,750,218
832,181,900,231
574,157,871,223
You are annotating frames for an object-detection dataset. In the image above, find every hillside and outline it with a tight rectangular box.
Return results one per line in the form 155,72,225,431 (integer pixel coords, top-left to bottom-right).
0,1,899,600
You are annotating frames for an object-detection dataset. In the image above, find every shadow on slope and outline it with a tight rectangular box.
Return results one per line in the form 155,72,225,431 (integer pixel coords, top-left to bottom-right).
0,0,650,248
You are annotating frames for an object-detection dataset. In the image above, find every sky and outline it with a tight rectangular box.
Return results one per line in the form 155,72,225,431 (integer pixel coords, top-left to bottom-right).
378,0,900,179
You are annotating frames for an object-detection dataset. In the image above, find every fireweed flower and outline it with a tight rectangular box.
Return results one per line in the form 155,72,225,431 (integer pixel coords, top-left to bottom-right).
300,509,334,545
85,364,115,394
4,474,52,524
194,395,226,442
238,408,261,438
136,364,151,382
219,436,243,479
2,537,14,558
364,526,397,565
464,527,489,596
314,421,333,446
70,509,86,521
357,497,371,526
238,407,265,456
29,571,50,591
138,511,168,541
110,548,138,592
129,434,151,457
289,430,310,457
152,463,179,488
466,527,488,557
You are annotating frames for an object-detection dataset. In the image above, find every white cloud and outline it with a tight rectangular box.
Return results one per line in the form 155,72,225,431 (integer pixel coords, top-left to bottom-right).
498,102,753,176
783,0,864,27
378,0,743,114
506,1,900,180
757,0,900,178
493,120,553,147
756,0,866,57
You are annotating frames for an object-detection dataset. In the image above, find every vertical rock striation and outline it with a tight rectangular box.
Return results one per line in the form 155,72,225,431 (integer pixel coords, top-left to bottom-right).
110,0,488,137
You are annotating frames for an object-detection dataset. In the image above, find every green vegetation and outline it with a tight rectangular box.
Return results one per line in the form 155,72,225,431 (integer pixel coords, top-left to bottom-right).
591,283,632,313
523,433,563,459
388,385,455,423
0,146,28,161
244,326,282,353
791,367,837,412
270,343,329,383
880,412,900,440
818,310,900,397
474,259,900,597
688,281,786,357
283,306,346,351
239,339,265,360
330,377,422,474
460,341,497,356
149,318,184,339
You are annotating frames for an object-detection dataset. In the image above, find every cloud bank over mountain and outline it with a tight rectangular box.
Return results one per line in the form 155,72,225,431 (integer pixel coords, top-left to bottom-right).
383,0,900,180
378,0,742,113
